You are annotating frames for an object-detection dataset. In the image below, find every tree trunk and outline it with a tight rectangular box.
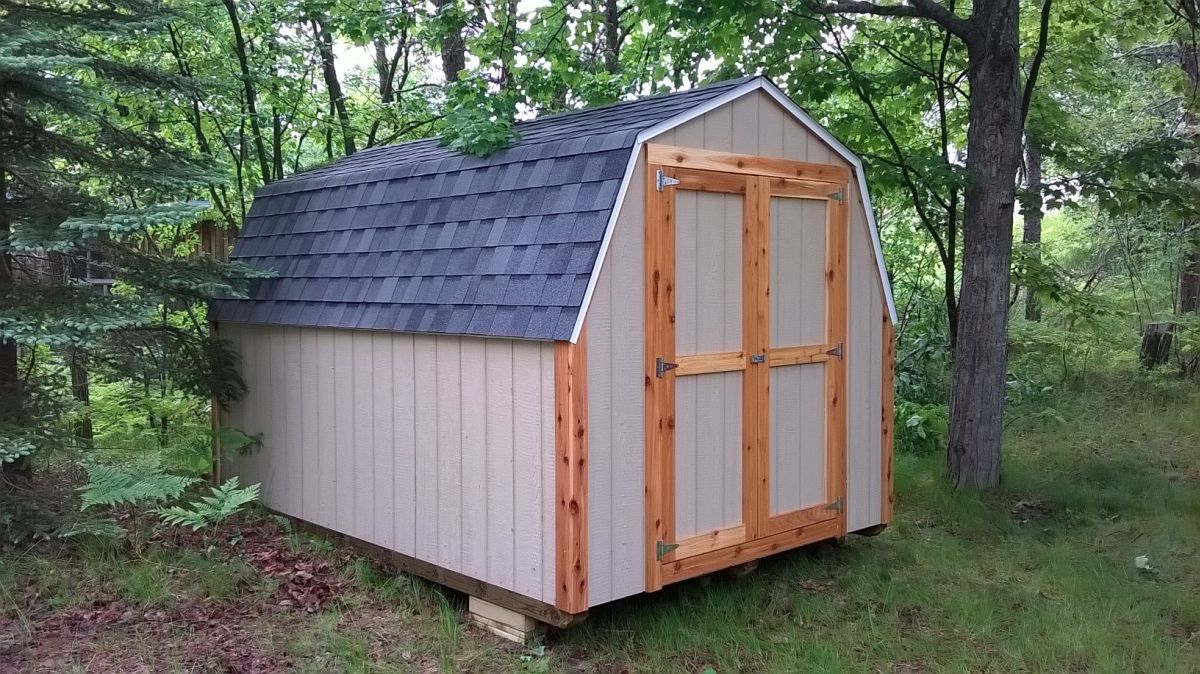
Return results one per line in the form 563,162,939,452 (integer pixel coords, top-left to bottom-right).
70,348,92,443
436,0,466,83
1022,135,1043,321
603,0,621,74
1179,35,1200,314
312,18,357,156
221,0,273,185
1140,322,1175,367
946,0,1023,489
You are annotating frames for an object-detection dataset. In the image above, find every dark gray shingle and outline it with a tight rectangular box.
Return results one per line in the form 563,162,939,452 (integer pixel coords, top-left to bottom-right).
211,76,757,340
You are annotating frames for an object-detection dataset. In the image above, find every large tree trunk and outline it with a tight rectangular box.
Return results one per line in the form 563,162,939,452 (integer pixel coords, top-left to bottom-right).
312,18,357,156
1022,136,1043,321
946,0,1023,489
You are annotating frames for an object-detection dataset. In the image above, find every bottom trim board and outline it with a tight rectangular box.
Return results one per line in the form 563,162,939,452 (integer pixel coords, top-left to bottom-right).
276,513,587,628
660,517,841,585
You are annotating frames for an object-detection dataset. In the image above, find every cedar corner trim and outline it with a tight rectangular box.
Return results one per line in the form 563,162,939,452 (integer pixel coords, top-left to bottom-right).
554,328,589,616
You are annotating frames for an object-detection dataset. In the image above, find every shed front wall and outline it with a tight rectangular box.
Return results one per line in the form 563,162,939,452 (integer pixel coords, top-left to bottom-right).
585,89,887,606
219,323,558,605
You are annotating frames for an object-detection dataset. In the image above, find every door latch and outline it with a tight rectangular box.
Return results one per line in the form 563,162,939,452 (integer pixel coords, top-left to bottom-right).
655,168,680,192
655,357,678,378
749,353,766,364
656,540,680,560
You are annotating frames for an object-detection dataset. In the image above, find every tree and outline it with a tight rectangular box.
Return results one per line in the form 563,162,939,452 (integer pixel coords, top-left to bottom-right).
0,0,261,473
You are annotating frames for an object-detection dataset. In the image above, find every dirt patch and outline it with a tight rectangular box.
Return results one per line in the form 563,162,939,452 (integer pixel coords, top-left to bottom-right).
1009,498,1055,524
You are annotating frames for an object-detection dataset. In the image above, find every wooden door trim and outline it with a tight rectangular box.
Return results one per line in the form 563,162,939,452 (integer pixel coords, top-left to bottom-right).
675,351,745,376
765,504,837,537
825,184,849,538
554,328,589,614
768,343,835,367
671,524,747,561
742,175,771,542
647,143,851,184
660,517,840,585
644,163,675,592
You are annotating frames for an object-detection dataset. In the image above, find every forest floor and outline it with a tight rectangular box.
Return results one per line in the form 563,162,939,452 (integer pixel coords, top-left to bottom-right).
2,370,1198,673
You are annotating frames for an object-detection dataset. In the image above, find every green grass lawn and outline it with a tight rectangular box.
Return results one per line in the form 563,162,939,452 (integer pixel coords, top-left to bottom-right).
2,371,1198,672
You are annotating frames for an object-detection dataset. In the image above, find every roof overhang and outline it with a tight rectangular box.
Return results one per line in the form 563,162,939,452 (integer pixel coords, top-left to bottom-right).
569,77,897,343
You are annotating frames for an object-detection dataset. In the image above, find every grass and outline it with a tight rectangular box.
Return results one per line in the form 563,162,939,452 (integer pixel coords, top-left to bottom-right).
2,367,1198,672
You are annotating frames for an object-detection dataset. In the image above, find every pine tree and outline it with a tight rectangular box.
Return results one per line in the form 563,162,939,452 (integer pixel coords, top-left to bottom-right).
0,0,264,472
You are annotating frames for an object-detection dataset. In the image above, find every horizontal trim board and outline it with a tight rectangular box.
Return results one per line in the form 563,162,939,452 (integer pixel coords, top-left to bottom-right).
765,504,837,537
768,344,832,367
660,517,840,585
276,511,585,627
769,177,835,200
647,143,851,184
673,167,748,194
675,351,745,376
672,524,747,560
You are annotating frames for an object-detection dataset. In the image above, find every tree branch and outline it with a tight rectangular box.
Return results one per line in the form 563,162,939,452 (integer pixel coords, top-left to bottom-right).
800,0,975,41
1020,0,1053,127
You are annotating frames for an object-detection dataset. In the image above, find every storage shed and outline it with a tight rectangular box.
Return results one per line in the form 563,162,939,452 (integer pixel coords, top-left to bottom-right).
210,75,896,631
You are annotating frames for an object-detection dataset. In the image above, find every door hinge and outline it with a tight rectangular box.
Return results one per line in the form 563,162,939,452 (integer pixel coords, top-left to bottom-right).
656,168,680,192
656,540,680,560
826,497,843,513
655,356,678,378
827,189,844,202
825,343,843,359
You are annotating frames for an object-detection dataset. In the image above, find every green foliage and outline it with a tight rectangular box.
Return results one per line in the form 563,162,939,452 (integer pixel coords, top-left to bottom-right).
440,77,519,156
78,463,199,511
895,400,948,456
156,477,261,530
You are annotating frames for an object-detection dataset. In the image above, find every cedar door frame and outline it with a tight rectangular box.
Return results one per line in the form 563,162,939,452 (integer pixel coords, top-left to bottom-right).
643,144,851,591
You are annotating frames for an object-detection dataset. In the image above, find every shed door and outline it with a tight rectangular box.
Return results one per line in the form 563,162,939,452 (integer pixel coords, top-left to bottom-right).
644,156,848,589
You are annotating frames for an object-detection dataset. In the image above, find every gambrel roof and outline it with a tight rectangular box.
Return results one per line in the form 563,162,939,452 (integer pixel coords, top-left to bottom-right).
211,76,895,341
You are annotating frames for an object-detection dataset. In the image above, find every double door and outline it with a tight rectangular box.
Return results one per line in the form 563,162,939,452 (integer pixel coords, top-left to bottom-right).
644,145,849,589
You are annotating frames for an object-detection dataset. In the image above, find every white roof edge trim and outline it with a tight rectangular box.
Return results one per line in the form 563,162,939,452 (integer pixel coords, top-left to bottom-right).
569,77,895,343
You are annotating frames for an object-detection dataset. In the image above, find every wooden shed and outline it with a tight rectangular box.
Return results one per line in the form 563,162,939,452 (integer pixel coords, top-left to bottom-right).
210,75,896,633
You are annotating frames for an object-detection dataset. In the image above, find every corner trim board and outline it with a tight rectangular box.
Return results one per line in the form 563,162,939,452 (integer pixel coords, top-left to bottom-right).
554,329,589,613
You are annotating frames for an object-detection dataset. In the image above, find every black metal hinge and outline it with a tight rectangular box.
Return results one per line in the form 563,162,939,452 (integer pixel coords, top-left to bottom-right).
827,189,845,202
825,343,843,359
826,497,843,513
655,356,678,378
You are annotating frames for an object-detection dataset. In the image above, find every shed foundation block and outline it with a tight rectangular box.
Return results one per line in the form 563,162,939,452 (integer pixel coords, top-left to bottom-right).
468,597,544,644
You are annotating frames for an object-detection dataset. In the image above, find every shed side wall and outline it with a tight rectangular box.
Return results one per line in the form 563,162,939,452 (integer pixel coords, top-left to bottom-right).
220,324,558,605
586,89,885,606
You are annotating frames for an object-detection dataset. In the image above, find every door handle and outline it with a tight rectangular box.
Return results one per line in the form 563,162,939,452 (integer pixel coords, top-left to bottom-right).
655,357,678,378
749,353,766,364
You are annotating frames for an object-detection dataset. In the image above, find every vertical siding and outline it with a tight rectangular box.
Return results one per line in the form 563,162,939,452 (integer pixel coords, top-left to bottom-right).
586,89,887,606
846,178,885,531
221,326,559,605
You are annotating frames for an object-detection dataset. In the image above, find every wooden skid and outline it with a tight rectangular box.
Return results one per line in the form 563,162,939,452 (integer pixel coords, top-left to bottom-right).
282,515,586,628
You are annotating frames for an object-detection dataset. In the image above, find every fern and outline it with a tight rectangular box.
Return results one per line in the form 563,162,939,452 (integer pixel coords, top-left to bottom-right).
156,477,260,530
78,463,199,511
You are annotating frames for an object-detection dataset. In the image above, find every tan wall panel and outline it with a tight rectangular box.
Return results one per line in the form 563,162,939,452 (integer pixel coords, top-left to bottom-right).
675,190,742,355
770,197,827,347
221,325,558,604
675,372,743,538
769,364,826,514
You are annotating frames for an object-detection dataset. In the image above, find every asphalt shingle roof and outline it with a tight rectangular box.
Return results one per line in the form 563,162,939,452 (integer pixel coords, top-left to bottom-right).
210,76,756,340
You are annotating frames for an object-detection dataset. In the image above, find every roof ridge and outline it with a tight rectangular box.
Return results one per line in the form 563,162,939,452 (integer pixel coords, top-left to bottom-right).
265,75,759,191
